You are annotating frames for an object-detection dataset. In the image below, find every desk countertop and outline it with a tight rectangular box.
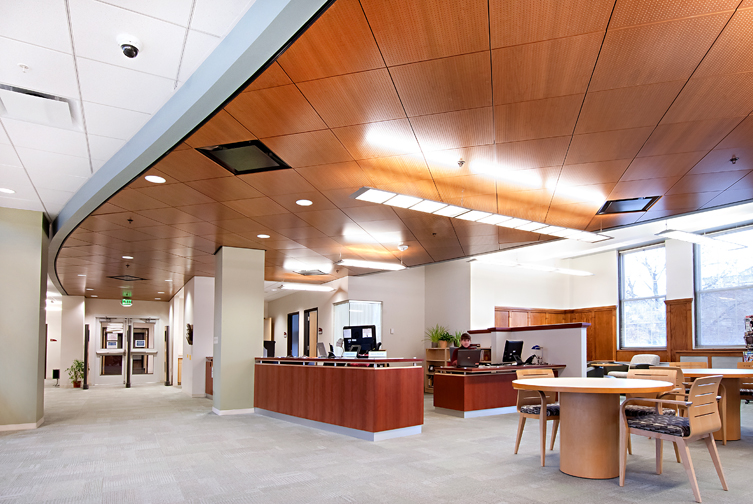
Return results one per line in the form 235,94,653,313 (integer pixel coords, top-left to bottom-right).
436,363,566,374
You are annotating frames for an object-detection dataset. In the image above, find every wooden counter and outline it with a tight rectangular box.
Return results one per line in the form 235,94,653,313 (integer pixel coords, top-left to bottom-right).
254,357,424,441
433,364,566,418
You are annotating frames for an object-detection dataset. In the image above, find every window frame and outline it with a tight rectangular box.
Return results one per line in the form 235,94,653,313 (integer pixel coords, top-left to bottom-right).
693,225,753,349
619,243,668,349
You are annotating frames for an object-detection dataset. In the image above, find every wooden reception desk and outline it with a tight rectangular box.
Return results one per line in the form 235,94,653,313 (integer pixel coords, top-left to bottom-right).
254,357,424,441
434,364,566,417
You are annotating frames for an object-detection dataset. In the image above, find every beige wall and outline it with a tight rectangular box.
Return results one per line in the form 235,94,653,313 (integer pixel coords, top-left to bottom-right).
425,261,471,333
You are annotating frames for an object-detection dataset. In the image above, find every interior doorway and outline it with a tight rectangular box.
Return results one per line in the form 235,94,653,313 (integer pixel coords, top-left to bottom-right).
287,312,299,356
303,308,318,357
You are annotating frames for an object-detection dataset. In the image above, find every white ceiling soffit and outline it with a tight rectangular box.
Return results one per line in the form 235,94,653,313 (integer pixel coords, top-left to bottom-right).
46,0,334,296
0,0,261,218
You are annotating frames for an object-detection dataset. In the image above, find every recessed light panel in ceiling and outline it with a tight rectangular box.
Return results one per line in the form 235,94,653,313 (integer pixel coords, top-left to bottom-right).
197,139,290,175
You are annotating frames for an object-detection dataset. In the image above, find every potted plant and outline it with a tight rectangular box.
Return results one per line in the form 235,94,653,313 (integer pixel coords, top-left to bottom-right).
66,359,85,388
438,331,455,349
425,324,448,348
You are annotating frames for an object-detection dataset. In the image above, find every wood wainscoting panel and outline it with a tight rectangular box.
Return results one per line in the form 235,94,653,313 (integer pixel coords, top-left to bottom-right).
666,298,693,361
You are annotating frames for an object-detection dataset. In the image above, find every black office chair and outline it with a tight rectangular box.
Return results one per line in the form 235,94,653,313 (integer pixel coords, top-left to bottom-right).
52,369,60,387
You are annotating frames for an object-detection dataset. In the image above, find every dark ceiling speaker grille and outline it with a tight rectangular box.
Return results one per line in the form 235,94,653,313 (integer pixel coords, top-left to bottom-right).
107,275,147,281
597,196,661,215
197,139,290,175
295,269,327,276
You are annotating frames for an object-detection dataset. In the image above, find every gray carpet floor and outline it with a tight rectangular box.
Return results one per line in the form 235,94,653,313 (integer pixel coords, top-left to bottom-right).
1,383,751,503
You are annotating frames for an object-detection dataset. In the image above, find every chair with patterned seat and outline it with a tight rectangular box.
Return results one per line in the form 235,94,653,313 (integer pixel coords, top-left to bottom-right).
608,354,660,378
514,368,560,467
619,375,728,503
738,361,753,404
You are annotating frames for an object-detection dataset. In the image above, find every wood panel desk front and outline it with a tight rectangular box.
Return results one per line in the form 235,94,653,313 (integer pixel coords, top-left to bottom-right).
433,365,566,416
254,357,423,440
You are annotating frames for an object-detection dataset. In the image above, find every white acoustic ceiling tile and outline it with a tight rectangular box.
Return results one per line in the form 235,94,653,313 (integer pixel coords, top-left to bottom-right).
0,164,39,200
177,30,221,83
69,0,187,80
36,187,76,206
0,144,22,167
0,125,9,145
26,168,88,193
82,101,150,140
88,134,125,160
0,37,79,98
4,119,88,158
77,58,175,114
191,0,256,36
97,0,194,27
0,196,45,212
16,148,91,178
0,0,72,54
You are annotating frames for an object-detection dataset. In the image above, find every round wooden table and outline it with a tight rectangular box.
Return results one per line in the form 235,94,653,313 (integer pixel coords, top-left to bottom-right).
513,377,674,479
682,368,753,442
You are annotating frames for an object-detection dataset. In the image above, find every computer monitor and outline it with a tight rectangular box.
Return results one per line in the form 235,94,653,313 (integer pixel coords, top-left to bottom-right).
503,340,524,363
343,325,377,353
316,342,327,357
456,348,482,368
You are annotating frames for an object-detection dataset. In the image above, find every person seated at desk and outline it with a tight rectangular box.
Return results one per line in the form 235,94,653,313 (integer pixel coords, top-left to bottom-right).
449,333,472,366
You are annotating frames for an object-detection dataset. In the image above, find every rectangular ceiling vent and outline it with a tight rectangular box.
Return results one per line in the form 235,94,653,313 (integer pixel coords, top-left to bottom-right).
597,196,661,215
0,84,76,129
197,139,291,175
295,269,327,276
107,275,147,282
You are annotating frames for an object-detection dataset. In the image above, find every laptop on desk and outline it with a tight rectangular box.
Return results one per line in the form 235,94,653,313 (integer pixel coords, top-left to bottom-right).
456,348,482,368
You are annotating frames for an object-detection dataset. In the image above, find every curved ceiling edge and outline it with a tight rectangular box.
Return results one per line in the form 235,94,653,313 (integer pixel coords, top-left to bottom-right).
47,0,331,295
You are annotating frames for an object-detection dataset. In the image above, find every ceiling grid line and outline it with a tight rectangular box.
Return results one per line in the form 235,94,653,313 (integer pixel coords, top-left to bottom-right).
0,120,49,219
173,0,198,91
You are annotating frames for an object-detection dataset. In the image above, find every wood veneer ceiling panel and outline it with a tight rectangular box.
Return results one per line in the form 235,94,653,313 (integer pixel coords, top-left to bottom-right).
360,0,489,66
610,0,739,28
238,170,316,196
565,127,654,165
608,176,682,199
590,13,731,92
222,197,290,218
332,119,420,160
558,159,631,186
134,207,204,226
545,202,603,229
434,175,496,200
452,220,499,238
90,202,126,215
184,177,263,202
424,145,495,178
689,147,753,174
154,149,232,182
297,208,359,236
341,205,398,223
276,0,384,82
298,69,406,128
495,136,570,170
184,110,255,149
295,162,373,191
390,52,492,117
356,153,432,185
649,192,722,211
410,108,494,152
621,151,706,181
92,212,163,229
695,9,753,78
727,170,753,191
127,169,179,189
496,188,554,222
666,170,751,194
549,182,616,207
374,179,442,201
638,116,742,157
444,194,498,214
176,202,247,222
495,95,582,143
243,62,292,92
489,0,613,48
587,212,642,231
575,81,684,134
226,85,327,138
269,191,337,213
718,114,753,148
107,189,170,212
261,130,354,167
662,72,753,124
702,188,753,208
135,184,215,208
492,33,603,104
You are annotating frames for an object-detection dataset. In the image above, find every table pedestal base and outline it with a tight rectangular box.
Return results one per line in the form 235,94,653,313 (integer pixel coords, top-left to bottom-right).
560,392,620,479
716,378,741,442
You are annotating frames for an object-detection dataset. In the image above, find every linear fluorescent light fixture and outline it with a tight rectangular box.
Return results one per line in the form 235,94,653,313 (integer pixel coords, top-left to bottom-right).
337,258,406,271
475,257,594,276
655,229,746,250
350,187,612,243
279,283,335,292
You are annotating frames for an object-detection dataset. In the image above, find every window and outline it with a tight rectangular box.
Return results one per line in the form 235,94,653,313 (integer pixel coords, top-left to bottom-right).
333,300,382,343
620,245,667,347
695,226,753,347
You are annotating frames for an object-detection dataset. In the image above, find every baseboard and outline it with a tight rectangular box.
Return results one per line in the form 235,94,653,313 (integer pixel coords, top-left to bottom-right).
255,408,421,441
0,417,44,432
212,407,254,416
434,406,516,418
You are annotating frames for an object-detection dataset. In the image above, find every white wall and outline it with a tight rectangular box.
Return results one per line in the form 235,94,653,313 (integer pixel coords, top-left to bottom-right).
60,296,85,388
665,239,694,300
182,277,214,397
267,277,349,356
169,287,184,387
45,307,62,379
568,250,619,309
84,298,169,386
349,267,426,359
425,261,471,333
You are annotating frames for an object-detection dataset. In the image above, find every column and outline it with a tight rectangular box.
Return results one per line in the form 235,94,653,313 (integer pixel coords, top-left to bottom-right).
59,296,85,388
0,208,47,431
213,247,264,415
182,277,214,398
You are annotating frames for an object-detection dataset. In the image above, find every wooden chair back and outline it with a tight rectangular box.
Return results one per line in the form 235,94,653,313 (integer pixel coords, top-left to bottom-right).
626,368,680,406
667,361,708,369
687,375,722,437
515,368,556,408
738,361,753,390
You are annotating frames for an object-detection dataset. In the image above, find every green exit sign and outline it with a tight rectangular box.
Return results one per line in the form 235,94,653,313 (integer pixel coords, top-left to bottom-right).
121,299,132,307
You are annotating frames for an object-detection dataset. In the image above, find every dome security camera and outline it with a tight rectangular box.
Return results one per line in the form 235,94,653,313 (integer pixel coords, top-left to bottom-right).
117,35,141,59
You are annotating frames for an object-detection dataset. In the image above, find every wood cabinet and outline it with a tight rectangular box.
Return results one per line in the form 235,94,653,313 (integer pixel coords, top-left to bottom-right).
425,348,450,393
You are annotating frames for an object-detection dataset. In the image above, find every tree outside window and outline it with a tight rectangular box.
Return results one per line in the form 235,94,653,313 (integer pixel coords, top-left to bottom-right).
620,245,666,348
696,227,753,347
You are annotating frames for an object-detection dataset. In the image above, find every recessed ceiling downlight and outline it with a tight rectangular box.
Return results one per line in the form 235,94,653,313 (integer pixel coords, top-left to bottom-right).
296,199,313,206
0,188,15,194
145,175,166,184
122,255,133,259
257,234,270,239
